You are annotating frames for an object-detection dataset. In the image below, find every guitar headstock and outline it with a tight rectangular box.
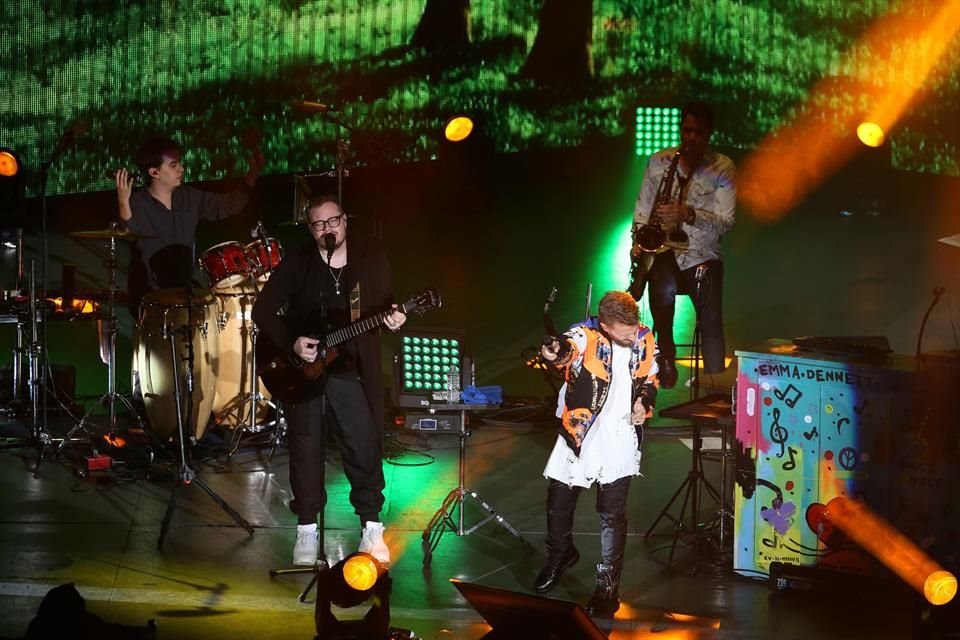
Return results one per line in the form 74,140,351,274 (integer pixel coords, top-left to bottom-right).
401,288,442,317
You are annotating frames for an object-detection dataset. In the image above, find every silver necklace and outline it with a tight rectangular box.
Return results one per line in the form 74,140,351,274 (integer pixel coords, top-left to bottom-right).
329,265,344,295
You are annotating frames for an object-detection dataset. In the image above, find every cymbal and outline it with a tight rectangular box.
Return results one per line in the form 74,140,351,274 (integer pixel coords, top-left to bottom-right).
70,227,145,240
47,288,129,303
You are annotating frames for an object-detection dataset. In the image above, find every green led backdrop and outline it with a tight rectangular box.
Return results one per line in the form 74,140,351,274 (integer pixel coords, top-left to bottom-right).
3,0,960,197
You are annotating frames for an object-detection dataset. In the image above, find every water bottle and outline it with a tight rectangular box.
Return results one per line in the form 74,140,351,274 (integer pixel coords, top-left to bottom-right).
447,366,461,403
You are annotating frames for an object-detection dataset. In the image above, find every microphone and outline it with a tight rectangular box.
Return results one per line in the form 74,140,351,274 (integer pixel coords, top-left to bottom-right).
323,233,336,258
250,220,266,239
105,170,143,185
292,100,339,114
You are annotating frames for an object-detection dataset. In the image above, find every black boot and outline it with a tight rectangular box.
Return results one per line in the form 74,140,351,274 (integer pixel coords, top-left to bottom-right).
658,356,678,389
533,545,579,593
585,563,620,617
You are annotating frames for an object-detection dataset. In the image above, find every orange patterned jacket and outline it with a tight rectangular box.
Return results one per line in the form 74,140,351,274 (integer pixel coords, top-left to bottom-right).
550,318,659,456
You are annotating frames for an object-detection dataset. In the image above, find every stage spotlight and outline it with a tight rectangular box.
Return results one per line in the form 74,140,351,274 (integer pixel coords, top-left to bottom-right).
635,106,681,157
828,497,957,606
856,121,885,147
0,148,19,177
395,329,465,406
0,147,26,224
315,552,392,639
443,115,474,143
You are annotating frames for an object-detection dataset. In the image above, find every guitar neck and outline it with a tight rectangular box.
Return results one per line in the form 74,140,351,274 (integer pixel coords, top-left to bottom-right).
324,301,412,347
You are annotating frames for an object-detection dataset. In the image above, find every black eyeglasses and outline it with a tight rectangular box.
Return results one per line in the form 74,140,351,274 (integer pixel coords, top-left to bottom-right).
309,215,344,231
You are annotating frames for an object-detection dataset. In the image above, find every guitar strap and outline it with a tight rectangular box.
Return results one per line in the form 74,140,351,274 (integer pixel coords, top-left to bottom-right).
350,282,361,323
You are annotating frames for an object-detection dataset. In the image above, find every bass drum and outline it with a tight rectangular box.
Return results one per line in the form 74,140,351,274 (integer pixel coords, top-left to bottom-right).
135,289,219,442
211,283,273,429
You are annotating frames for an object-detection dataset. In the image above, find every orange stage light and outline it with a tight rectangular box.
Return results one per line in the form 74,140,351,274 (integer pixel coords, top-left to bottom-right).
0,150,18,177
740,0,960,220
827,497,957,606
444,115,474,143
857,122,886,147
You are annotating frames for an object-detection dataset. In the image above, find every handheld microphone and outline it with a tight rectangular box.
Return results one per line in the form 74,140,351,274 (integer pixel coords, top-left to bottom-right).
106,170,143,185
323,233,336,258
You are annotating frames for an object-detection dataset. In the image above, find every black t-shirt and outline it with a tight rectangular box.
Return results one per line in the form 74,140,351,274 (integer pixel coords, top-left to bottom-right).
318,263,358,376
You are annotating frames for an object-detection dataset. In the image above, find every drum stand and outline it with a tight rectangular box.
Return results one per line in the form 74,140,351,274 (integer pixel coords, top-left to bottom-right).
59,234,143,452
158,287,254,548
0,262,53,472
215,258,281,458
224,321,281,458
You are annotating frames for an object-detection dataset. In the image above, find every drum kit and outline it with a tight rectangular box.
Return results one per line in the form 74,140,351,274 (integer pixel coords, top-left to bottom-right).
136,232,286,453
58,224,287,456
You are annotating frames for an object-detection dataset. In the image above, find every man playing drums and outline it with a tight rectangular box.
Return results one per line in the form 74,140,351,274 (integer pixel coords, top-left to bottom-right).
115,135,265,314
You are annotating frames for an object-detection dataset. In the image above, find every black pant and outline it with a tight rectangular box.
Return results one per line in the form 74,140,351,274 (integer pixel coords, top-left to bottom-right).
648,253,725,374
286,374,385,527
545,477,630,576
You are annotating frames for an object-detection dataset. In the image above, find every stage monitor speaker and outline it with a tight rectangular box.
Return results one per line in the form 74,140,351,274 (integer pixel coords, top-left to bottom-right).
451,579,605,640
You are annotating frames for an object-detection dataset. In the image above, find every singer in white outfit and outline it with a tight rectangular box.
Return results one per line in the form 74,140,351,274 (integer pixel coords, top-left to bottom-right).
534,291,659,617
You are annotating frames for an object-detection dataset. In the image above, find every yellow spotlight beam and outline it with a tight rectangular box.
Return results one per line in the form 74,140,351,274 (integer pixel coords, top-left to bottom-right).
827,497,957,605
740,0,960,221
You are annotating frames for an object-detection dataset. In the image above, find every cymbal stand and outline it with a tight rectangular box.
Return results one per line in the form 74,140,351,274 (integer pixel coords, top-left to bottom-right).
0,262,52,471
158,287,255,548
60,232,144,452
224,271,280,459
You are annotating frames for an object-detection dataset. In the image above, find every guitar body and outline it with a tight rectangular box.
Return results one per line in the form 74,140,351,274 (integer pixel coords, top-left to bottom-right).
256,340,342,404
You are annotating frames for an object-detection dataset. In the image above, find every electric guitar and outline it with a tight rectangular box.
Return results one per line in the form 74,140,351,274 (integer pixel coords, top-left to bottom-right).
257,288,442,403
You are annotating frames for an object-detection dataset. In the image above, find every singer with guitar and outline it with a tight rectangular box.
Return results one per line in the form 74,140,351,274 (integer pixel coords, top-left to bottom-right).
631,101,735,388
251,195,406,567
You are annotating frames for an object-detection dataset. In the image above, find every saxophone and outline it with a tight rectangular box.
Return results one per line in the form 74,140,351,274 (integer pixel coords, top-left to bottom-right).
635,150,690,254
627,150,689,299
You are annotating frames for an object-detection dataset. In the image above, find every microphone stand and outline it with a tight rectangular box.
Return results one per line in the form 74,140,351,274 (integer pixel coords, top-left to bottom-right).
157,279,255,547
3,132,75,470
690,264,709,401
916,287,946,360
315,111,403,239
269,235,336,599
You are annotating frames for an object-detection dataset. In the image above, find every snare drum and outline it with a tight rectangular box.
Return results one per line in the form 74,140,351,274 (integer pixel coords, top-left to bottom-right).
199,241,249,288
135,289,219,442
244,238,283,282
210,283,272,428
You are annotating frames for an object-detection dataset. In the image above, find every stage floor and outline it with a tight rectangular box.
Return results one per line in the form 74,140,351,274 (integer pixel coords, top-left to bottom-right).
0,373,925,639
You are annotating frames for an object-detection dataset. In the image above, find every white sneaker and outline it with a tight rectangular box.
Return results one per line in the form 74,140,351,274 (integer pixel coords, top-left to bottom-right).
358,521,390,564
293,523,319,566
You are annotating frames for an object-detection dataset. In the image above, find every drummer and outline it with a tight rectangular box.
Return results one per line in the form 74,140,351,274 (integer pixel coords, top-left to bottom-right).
115,135,265,315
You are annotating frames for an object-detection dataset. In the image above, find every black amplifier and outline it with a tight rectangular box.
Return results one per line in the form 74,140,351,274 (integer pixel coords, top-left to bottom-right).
403,412,461,433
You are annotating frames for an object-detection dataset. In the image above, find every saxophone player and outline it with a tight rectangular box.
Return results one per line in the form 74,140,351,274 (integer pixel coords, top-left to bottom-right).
632,102,736,388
